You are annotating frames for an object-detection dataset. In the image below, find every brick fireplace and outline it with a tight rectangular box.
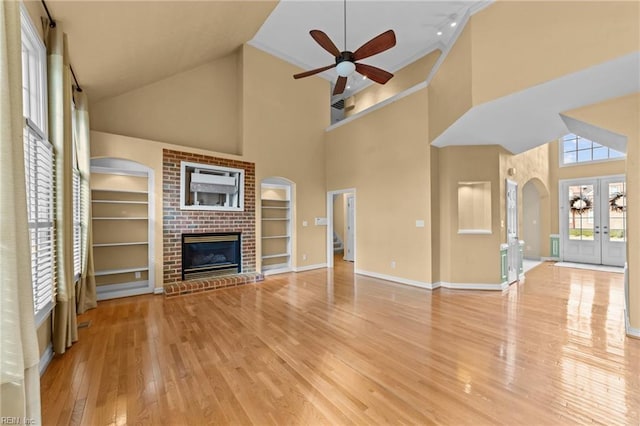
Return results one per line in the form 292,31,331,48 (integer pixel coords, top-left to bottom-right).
162,149,261,296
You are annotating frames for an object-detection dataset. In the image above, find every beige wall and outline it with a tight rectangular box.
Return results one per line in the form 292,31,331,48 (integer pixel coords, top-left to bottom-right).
471,1,640,105
346,49,441,117
91,53,242,155
560,93,639,329
436,146,502,284
326,88,431,283
428,25,472,142
499,144,552,257
241,45,329,270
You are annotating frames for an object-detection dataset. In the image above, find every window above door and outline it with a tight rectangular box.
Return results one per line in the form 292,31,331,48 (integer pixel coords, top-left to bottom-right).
560,134,625,167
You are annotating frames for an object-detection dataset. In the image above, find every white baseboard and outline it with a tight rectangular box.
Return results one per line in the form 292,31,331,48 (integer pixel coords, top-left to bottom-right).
436,281,509,291
355,269,437,290
294,263,327,273
153,287,164,295
263,267,293,276
39,343,54,376
541,257,560,262
625,310,640,339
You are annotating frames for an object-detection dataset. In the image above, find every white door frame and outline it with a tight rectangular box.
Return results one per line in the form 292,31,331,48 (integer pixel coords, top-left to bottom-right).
559,174,626,266
506,179,519,284
326,189,356,268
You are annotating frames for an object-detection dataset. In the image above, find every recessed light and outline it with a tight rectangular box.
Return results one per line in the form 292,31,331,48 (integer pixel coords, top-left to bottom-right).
347,85,351,89
436,31,443,36
450,21,457,28
363,76,367,80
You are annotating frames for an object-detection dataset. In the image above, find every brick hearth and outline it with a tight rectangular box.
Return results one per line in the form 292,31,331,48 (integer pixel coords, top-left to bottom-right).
162,149,259,295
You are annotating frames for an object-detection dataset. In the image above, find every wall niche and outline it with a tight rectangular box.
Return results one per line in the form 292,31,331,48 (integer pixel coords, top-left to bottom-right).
458,181,492,234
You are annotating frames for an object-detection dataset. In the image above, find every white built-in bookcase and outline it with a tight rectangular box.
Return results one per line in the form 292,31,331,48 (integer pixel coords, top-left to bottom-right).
90,158,155,300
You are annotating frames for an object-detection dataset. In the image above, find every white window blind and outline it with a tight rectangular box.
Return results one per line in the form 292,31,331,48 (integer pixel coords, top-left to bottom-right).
73,168,81,279
23,127,55,322
22,6,54,325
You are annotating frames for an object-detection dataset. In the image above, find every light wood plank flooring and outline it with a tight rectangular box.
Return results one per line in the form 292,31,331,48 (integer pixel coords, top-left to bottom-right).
41,261,640,425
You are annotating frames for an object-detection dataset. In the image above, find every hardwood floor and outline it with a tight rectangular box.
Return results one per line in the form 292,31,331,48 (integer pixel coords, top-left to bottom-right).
41,260,640,425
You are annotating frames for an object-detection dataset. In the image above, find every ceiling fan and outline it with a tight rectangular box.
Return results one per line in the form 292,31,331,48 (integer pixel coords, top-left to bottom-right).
292,1,396,96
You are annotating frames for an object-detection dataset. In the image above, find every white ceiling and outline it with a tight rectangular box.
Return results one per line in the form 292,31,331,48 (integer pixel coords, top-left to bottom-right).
431,52,640,154
249,0,490,97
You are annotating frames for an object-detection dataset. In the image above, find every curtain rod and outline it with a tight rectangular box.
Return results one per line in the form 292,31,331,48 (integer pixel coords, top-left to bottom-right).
41,0,83,92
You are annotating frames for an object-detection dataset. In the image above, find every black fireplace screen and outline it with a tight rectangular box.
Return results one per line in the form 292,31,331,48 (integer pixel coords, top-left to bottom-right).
181,232,241,280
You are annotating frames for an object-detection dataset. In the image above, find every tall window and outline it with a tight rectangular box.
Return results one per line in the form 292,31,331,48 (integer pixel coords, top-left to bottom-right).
561,133,625,166
21,7,55,325
72,104,82,280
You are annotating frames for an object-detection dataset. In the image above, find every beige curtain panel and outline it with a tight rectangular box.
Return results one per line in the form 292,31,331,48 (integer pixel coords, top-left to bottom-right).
47,23,78,354
0,1,42,422
73,91,97,314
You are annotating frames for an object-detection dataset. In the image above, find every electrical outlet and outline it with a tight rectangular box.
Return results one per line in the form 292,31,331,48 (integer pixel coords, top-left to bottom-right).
302,254,307,261
135,271,141,279
391,261,396,269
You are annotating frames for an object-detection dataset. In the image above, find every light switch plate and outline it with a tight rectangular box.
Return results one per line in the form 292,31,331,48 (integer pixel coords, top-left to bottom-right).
416,220,425,228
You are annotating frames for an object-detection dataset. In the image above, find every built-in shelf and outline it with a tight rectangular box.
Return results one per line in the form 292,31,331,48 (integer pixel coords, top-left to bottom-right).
95,266,149,277
92,200,148,205
261,182,292,273
92,188,148,194
262,253,290,259
93,242,148,247
91,160,154,301
93,217,148,220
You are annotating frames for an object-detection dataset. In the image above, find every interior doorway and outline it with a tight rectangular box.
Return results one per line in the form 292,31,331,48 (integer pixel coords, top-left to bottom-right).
522,180,542,260
326,189,356,269
506,179,519,284
560,175,626,267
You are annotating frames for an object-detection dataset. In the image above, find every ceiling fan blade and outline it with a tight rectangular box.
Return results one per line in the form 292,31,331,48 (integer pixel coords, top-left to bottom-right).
355,63,394,85
293,64,336,79
310,30,341,57
352,30,396,61
333,76,347,96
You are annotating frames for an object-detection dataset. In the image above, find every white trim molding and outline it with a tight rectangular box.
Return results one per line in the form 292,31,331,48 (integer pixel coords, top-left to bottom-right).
293,263,327,273
355,269,437,290
623,263,639,338
626,313,640,339
39,343,54,376
263,267,293,276
436,282,509,291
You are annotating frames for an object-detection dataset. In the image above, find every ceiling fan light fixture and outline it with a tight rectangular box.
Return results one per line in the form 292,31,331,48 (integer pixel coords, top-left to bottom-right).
336,60,356,77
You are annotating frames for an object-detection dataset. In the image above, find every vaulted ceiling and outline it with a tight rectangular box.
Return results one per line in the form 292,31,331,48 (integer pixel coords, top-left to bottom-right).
40,0,277,102
34,0,489,103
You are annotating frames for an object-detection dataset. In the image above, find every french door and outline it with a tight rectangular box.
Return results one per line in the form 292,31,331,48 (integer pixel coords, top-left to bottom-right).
561,176,626,267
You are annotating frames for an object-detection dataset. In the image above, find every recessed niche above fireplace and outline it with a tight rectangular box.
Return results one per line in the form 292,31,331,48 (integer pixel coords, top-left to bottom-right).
180,161,244,211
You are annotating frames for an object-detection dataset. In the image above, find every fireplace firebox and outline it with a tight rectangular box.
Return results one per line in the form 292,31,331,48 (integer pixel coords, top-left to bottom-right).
181,232,241,280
